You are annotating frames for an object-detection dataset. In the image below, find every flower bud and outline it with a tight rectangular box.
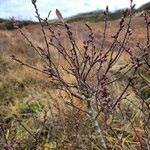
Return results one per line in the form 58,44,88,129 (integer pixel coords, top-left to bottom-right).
32,0,36,4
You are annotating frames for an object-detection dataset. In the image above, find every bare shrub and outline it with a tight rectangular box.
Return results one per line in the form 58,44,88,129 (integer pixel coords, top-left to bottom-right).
1,0,150,149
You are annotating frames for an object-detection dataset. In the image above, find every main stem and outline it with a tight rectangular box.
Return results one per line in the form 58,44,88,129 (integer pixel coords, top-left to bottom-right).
84,96,107,149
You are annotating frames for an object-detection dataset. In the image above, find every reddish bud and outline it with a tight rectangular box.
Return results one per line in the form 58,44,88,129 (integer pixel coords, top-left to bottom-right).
120,17,124,26
122,9,128,17
132,4,136,9
56,9,64,23
32,0,36,4
106,5,109,13
104,11,106,16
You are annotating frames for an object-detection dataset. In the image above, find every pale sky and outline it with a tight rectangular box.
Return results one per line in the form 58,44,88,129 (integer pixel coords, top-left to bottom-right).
0,0,149,21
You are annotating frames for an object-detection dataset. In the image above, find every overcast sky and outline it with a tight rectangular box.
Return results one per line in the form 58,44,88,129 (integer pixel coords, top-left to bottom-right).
0,0,149,21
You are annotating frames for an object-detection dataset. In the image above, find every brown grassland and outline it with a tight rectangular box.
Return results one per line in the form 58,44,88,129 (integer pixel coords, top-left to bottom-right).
0,7,150,149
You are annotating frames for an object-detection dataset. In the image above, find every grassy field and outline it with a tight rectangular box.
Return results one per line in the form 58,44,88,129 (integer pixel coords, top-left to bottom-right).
0,8,149,149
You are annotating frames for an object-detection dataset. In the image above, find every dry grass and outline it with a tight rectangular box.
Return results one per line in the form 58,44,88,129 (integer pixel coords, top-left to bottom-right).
0,15,149,149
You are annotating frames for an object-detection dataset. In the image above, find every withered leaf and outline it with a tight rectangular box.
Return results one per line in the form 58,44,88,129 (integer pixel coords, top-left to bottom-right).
56,9,64,23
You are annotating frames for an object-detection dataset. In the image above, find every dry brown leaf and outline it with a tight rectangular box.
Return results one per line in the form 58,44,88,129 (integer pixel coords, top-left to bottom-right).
56,9,64,23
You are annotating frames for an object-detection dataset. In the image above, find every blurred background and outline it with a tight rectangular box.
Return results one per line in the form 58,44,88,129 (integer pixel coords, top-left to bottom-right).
0,0,150,20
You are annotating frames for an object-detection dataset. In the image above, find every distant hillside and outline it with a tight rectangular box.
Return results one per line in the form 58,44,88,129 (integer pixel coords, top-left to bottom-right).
136,2,150,12
66,10,123,23
0,2,150,29
66,2,150,23
0,19,37,30
0,18,7,23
